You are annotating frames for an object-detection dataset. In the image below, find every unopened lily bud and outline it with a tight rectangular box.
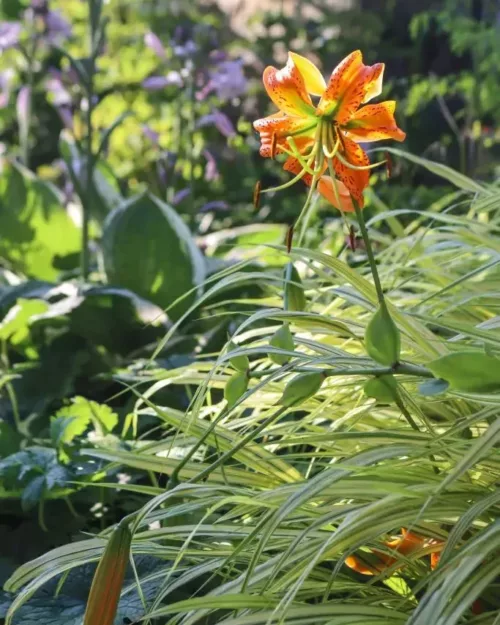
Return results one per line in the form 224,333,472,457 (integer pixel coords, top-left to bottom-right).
365,303,401,366
279,371,324,407
224,371,248,407
227,340,250,372
83,520,132,625
269,323,294,365
253,180,261,208
284,262,306,312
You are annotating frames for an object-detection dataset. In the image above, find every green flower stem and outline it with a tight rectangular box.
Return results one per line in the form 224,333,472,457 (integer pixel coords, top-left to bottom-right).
352,197,386,307
249,362,433,379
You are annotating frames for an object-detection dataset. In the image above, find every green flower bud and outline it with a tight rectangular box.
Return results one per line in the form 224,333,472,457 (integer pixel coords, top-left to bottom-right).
284,262,306,312
224,371,249,407
365,304,401,366
269,323,295,365
227,340,250,372
279,371,324,407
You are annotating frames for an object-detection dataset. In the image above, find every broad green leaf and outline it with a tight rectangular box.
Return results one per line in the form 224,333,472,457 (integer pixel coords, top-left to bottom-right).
427,351,500,392
0,161,80,279
0,298,48,344
102,193,205,319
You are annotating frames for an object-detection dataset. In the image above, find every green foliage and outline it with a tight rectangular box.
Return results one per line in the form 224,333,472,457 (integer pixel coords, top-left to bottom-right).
102,193,205,319
427,351,500,393
0,163,80,279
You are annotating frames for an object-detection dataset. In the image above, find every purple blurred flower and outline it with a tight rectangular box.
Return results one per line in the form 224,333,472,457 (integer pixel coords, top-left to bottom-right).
209,50,227,63
197,110,236,139
0,22,21,51
144,31,166,59
16,86,31,141
142,71,183,90
44,10,72,41
46,74,71,106
199,200,229,212
198,60,246,102
0,70,14,108
203,149,219,182
142,125,160,144
173,40,197,58
172,188,190,205
31,1,71,41
45,71,73,129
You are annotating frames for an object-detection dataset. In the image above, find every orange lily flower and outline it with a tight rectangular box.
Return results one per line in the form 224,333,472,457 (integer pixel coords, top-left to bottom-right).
345,528,444,576
253,50,405,212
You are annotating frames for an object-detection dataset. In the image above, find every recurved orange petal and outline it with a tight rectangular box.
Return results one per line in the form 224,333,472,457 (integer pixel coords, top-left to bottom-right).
317,176,355,212
253,112,316,157
316,50,386,125
345,101,406,142
284,156,354,213
345,529,444,577
333,136,370,206
316,50,363,118
263,54,316,117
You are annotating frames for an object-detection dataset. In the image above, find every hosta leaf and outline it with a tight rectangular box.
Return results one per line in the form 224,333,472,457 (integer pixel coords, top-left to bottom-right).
103,193,205,319
0,161,80,279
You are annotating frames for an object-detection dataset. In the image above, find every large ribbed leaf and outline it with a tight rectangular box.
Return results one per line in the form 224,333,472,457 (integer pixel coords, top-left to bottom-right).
102,192,205,319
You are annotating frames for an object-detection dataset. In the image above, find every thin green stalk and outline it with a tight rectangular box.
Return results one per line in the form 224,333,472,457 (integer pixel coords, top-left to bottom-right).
249,362,433,380
20,11,38,168
81,0,98,281
352,197,386,306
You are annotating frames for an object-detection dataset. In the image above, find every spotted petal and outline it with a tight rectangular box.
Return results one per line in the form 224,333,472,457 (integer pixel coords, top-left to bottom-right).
289,52,326,96
345,101,406,142
284,157,355,213
263,54,316,117
253,112,316,157
316,50,384,125
333,136,370,206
